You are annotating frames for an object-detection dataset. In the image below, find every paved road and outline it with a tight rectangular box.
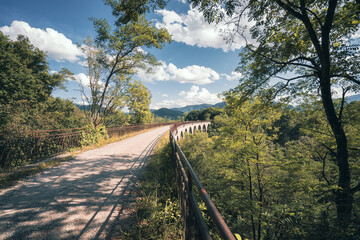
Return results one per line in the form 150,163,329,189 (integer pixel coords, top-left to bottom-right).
0,126,170,240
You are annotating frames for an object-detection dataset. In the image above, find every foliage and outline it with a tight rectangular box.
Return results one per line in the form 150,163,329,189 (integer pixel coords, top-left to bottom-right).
103,109,131,126
103,0,167,25
185,107,223,121
126,80,154,124
0,32,67,105
180,97,360,239
80,13,171,128
0,33,85,134
189,0,360,224
80,123,108,147
0,97,86,135
116,133,182,239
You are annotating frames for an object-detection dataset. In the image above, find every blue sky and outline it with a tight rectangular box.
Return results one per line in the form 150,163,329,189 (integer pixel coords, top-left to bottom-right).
0,0,246,109
1,0,359,109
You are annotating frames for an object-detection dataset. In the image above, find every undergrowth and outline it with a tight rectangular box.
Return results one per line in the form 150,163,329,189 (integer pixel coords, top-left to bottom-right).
115,132,183,239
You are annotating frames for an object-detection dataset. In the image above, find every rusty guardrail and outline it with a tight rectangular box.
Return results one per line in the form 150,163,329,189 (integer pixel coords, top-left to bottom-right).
170,122,236,240
0,122,172,170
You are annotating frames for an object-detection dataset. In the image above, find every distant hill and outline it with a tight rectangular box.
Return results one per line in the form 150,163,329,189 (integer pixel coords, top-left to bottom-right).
74,103,91,111
347,94,360,102
171,102,226,113
151,102,227,120
151,108,184,120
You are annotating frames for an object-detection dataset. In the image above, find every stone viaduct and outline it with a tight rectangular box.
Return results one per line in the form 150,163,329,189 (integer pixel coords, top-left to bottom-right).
173,121,210,141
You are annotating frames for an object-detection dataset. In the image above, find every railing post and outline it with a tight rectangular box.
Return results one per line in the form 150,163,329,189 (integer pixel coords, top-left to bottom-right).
186,169,197,239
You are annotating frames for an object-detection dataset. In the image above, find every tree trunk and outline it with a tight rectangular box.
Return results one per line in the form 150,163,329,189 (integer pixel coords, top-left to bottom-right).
319,57,352,225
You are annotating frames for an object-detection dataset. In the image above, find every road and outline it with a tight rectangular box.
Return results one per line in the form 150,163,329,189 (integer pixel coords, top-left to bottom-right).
0,126,170,240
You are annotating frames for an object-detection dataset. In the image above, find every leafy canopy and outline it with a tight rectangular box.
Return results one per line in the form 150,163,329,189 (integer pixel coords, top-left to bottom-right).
0,33,67,105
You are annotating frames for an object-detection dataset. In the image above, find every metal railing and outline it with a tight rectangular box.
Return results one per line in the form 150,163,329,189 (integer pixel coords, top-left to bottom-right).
0,123,172,170
170,122,236,240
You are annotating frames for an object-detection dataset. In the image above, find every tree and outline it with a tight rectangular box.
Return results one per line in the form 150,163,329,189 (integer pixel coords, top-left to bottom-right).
0,32,77,133
181,98,331,239
0,32,66,105
126,80,154,124
190,0,360,225
185,107,223,121
80,13,171,128
103,0,167,24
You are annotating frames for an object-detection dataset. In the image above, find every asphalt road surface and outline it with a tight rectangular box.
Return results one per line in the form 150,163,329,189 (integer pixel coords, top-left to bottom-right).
0,126,170,240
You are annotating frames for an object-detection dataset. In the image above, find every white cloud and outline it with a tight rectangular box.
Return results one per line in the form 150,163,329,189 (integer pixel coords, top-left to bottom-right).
155,7,254,52
162,94,169,98
180,85,221,104
73,73,90,87
0,20,83,62
221,71,243,81
153,85,222,109
137,61,220,85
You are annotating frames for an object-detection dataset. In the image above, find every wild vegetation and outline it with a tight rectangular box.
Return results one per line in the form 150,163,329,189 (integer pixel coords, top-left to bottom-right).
113,132,182,239
180,96,360,239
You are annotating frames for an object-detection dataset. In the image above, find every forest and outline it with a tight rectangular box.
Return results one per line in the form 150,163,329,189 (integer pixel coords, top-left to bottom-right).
180,96,360,239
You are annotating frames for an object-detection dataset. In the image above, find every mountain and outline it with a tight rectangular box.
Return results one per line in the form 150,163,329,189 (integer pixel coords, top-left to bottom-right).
347,94,360,103
171,102,226,113
151,102,227,120
151,108,184,120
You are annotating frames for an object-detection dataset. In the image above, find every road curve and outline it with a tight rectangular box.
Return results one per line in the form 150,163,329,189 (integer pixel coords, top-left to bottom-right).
0,126,170,240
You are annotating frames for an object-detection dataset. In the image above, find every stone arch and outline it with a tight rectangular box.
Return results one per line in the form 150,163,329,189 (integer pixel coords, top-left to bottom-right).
203,124,206,132
198,125,201,132
181,131,184,138
189,127,193,134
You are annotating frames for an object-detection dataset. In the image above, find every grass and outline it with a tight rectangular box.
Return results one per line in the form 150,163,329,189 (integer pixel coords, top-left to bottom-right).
111,131,183,240
0,127,157,190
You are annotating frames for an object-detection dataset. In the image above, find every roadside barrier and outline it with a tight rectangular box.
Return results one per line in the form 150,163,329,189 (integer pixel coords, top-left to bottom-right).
170,122,236,240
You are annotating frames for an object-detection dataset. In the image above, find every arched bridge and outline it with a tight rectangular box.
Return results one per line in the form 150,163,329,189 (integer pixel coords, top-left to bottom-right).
173,121,210,141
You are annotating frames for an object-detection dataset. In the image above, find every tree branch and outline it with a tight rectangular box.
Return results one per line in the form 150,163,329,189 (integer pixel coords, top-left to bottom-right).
351,182,360,193
331,74,360,86
338,86,348,122
275,0,322,56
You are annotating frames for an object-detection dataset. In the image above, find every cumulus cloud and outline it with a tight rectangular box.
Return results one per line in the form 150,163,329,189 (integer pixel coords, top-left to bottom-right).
180,85,221,104
153,85,222,109
137,61,220,85
155,7,254,52
221,71,244,81
0,20,83,62
73,73,91,87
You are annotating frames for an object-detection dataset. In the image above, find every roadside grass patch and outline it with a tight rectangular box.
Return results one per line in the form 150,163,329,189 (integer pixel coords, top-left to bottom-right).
113,132,183,239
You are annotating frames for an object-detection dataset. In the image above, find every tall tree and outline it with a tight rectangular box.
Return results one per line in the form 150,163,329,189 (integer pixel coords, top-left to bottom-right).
80,15,171,127
190,0,360,225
